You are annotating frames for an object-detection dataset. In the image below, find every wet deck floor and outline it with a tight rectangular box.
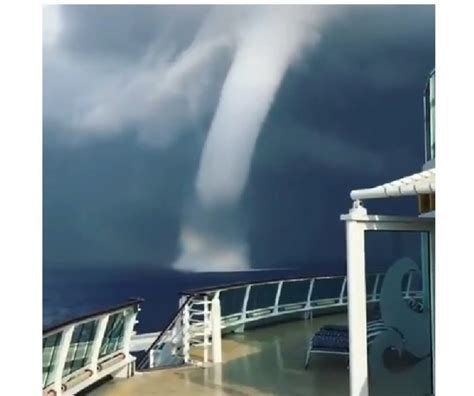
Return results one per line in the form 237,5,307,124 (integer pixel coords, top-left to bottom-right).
91,313,349,396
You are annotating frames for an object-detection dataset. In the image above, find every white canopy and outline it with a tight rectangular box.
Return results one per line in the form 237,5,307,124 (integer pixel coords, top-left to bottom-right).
350,168,435,201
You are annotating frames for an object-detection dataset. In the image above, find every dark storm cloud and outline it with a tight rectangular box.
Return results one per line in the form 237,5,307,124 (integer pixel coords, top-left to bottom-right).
43,5,434,268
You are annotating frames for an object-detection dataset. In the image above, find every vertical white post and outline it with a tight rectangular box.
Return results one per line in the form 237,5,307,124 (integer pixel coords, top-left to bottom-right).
203,296,209,364
122,309,138,355
149,349,154,369
89,315,109,374
173,296,187,357
339,277,347,304
404,272,413,299
114,307,139,379
345,204,369,396
304,278,315,320
182,302,191,363
273,281,283,314
53,325,74,394
429,229,436,395
371,274,380,302
241,285,251,322
211,292,222,364
305,278,315,309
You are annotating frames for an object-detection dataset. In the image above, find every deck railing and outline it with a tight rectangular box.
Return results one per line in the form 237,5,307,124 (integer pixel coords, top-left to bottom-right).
137,272,422,369
42,298,142,396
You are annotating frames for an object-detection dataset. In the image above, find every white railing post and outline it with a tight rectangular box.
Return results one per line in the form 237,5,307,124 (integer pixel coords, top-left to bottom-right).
182,301,191,363
149,349,155,369
273,281,283,314
122,308,138,355
203,295,210,364
305,278,315,309
52,325,74,394
89,315,109,375
172,296,187,359
339,277,347,304
371,274,380,302
404,272,413,298
211,292,222,364
241,285,251,322
114,306,139,379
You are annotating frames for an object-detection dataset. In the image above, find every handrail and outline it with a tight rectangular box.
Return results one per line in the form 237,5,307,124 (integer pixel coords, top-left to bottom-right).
137,295,193,370
180,273,377,295
43,298,144,336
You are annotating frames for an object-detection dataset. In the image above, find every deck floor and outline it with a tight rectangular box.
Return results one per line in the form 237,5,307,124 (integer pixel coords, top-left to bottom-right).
91,313,349,396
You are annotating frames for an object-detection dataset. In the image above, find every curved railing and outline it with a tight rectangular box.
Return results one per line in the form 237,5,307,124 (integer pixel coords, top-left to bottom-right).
42,298,143,396
137,271,422,369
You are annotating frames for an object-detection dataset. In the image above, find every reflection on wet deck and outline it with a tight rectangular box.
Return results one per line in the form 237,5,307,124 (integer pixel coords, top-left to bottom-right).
91,313,349,396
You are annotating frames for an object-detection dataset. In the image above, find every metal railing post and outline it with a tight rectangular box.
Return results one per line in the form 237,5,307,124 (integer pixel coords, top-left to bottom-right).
371,274,380,302
52,325,74,394
345,203,369,396
89,315,109,374
339,277,347,304
240,285,251,322
182,301,191,363
211,292,222,363
122,309,138,355
405,272,413,298
273,281,283,314
305,278,315,309
149,349,155,369
203,295,209,364
172,296,187,358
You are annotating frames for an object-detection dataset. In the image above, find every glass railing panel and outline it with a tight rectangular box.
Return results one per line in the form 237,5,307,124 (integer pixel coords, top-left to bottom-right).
43,331,62,388
99,309,128,358
220,287,247,317
62,320,98,377
278,280,311,305
366,275,376,297
310,277,344,303
247,283,278,311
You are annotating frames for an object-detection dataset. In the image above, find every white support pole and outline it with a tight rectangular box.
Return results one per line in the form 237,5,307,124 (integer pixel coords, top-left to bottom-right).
211,292,222,364
237,285,251,332
53,325,74,394
121,309,138,356
89,315,109,375
429,229,436,395
203,296,209,364
339,277,347,304
173,296,187,357
371,274,380,302
182,303,191,363
345,203,369,396
273,281,283,314
305,278,315,309
149,349,155,369
404,272,413,299
115,307,139,379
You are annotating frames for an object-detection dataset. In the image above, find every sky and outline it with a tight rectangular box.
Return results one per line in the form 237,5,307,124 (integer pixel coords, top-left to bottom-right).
43,5,435,272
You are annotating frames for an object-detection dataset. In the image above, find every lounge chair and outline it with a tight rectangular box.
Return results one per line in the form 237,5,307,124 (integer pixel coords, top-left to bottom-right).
304,320,386,369
304,298,423,369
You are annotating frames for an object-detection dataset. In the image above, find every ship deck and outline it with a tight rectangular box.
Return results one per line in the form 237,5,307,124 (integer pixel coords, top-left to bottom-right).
90,312,349,396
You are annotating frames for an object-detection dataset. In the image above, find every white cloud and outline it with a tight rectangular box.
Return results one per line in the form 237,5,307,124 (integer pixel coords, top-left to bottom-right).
43,5,62,48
